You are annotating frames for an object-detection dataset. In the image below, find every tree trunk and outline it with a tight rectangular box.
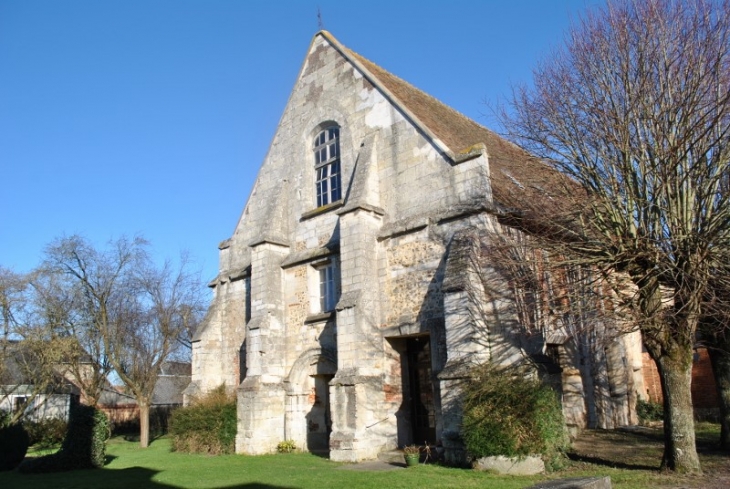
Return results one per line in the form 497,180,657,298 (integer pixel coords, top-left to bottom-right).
637,272,703,473
654,349,702,473
707,336,730,450
139,400,150,448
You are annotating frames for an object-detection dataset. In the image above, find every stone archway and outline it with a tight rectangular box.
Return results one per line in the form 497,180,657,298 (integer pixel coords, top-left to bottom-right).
284,348,337,454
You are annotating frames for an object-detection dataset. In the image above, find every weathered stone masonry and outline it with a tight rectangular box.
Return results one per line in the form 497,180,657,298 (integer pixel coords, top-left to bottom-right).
186,31,645,463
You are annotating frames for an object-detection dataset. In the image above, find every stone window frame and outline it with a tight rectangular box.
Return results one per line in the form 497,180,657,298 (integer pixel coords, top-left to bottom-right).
308,256,340,315
319,261,338,312
313,125,342,208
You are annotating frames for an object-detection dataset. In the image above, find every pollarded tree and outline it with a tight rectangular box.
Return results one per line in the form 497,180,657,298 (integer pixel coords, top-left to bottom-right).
504,0,730,473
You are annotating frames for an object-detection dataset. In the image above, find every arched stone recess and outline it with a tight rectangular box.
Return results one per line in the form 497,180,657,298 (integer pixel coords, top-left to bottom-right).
301,103,354,154
284,347,337,454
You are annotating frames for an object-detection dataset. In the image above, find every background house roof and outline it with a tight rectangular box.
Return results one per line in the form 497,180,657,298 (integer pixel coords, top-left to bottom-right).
98,362,192,407
0,341,79,394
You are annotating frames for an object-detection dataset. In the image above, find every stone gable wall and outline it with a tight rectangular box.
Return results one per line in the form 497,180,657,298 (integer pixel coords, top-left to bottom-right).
189,33,646,462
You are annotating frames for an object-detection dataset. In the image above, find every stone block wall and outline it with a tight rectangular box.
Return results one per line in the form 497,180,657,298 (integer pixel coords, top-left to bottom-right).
189,31,647,463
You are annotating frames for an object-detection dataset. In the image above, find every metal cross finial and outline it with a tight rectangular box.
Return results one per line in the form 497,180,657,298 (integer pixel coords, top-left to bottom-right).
317,7,324,30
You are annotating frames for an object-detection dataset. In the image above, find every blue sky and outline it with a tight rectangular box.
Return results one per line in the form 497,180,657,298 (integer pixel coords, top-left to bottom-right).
0,0,599,285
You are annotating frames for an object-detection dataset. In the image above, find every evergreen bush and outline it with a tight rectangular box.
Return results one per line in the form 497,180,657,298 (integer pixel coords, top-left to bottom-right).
0,410,9,428
461,363,568,469
0,421,30,471
169,385,236,454
24,417,68,449
18,404,109,473
636,398,664,423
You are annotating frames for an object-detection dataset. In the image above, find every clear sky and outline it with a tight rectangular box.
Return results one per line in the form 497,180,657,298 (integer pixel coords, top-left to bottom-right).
0,0,599,286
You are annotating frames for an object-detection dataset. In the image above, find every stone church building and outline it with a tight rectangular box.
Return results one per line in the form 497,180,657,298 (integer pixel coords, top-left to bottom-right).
186,31,644,463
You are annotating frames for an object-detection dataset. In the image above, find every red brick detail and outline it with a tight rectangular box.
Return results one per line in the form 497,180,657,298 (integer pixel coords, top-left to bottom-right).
641,349,718,409
642,352,663,404
692,348,719,409
383,383,400,403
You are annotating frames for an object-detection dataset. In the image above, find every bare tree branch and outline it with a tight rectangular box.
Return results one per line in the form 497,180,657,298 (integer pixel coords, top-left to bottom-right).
503,0,730,473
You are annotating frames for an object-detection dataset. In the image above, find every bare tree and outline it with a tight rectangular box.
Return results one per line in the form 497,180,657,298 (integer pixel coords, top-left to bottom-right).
0,268,25,340
42,235,146,408
0,267,76,424
28,268,113,407
43,236,204,447
108,256,204,448
504,0,730,473
0,268,26,389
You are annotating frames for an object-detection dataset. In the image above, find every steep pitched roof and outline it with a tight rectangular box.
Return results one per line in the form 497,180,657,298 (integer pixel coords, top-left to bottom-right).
0,341,77,393
152,374,191,406
319,31,570,215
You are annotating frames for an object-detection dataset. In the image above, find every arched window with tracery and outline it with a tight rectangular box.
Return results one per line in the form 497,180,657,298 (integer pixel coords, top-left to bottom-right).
314,126,341,207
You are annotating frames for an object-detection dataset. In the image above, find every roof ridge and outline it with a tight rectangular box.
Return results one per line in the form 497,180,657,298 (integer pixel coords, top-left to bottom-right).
318,31,459,160
315,31,572,215
345,50,497,152
319,32,526,159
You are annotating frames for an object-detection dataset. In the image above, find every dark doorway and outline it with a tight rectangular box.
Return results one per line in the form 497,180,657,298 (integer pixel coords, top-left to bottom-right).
406,336,436,445
307,374,334,454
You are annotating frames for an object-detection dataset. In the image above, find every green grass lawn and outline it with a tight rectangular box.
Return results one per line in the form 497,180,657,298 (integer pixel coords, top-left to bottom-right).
1,427,727,489
2,437,545,489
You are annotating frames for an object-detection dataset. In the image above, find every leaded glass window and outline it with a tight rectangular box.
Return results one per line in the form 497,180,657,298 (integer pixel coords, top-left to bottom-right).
314,127,341,207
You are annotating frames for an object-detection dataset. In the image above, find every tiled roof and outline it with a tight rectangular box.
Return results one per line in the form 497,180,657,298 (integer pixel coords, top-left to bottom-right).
159,361,191,377
321,31,573,215
152,374,190,406
0,341,77,392
98,363,192,407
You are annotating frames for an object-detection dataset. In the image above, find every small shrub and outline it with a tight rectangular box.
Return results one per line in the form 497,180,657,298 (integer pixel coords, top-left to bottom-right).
276,440,297,453
24,417,68,449
169,385,236,455
0,422,30,471
402,444,420,455
19,404,109,473
461,363,568,469
637,398,664,423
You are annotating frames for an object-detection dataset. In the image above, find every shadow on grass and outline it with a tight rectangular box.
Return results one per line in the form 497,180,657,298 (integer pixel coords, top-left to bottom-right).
615,426,666,443
566,451,658,471
121,432,167,445
13,466,299,489
307,449,330,460
612,425,728,457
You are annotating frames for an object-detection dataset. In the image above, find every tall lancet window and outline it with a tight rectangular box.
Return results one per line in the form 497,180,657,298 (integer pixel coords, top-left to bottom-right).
314,126,341,207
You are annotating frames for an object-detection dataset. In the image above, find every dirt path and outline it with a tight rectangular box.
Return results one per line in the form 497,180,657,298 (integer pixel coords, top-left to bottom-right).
568,426,730,488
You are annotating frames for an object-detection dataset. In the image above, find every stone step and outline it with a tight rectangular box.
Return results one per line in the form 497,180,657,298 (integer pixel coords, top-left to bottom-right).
377,446,440,464
377,449,406,464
